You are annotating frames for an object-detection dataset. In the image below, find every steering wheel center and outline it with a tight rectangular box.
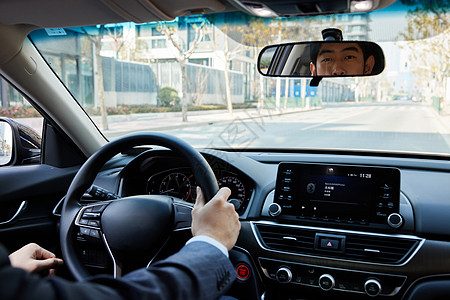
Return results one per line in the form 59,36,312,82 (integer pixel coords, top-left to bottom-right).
101,196,174,254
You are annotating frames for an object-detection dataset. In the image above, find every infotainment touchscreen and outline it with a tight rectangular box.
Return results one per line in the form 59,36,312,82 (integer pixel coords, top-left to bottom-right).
274,163,400,225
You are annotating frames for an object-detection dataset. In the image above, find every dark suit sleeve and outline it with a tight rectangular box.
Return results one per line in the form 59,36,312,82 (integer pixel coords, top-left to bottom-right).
0,241,236,300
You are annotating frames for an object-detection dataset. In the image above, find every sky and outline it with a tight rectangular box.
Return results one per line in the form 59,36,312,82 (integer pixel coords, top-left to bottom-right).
368,1,411,42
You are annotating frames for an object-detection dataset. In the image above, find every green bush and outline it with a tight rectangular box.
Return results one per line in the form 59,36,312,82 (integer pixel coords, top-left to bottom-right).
158,87,180,107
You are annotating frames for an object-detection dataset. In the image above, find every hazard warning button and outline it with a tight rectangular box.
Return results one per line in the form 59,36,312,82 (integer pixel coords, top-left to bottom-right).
319,238,340,250
315,234,345,252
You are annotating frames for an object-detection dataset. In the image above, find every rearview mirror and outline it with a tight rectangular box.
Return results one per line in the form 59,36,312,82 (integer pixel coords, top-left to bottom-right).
258,41,385,77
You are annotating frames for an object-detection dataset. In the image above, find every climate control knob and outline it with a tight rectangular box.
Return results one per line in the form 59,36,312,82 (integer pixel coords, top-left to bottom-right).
268,203,282,217
275,267,292,284
387,213,403,229
318,274,335,291
365,279,382,297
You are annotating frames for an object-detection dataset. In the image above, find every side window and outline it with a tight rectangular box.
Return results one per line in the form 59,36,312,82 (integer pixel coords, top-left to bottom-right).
0,77,43,166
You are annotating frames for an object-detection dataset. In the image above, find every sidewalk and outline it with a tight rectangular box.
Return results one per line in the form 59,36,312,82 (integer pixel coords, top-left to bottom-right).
94,106,318,137
13,106,320,138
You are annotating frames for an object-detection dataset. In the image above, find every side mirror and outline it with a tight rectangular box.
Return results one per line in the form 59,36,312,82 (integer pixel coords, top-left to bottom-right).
0,118,41,166
0,120,13,166
258,41,385,77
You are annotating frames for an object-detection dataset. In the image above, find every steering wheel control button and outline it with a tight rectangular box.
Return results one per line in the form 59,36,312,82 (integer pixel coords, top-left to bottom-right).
365,279,382,297
89,229,101,239
268,203,282,217
276,267,292,284
78,218,89,225
387,213,403,229
80,227,90,236
236,264,250,280
319,274,335,291
82,212,101,219
88,220,100,227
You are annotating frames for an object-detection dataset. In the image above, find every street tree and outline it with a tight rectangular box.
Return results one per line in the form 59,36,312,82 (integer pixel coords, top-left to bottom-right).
398,0,449,103
205,22,245,115
158,19,206,122
83,25,109,130
82,24,134,131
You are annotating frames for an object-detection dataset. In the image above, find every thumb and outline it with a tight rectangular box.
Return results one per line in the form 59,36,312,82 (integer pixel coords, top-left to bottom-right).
194,186,205,208
33,258,64,273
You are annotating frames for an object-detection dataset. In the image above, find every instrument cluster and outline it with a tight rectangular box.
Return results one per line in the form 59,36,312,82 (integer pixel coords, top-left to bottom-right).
146,167,252,215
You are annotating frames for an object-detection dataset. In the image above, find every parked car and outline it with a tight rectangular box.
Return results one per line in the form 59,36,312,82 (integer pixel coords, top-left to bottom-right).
0,0,449,299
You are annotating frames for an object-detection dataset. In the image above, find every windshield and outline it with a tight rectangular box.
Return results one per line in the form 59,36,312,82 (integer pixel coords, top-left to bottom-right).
29,1,449,155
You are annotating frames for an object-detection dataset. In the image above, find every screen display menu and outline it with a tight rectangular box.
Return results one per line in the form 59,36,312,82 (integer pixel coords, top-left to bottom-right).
274,163,400,224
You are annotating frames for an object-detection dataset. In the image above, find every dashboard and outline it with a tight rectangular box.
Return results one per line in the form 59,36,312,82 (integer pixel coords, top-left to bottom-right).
70,148,450,300
118,150,254,215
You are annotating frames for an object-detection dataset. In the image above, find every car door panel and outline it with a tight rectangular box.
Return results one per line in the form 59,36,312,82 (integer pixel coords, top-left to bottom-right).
0,164,78,252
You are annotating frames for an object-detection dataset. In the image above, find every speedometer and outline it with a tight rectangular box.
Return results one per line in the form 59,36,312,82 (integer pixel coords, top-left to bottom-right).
218,176,245,206
159,172,193,202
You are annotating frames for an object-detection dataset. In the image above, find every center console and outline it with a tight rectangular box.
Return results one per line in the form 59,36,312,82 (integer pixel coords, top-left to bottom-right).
255,163,422,298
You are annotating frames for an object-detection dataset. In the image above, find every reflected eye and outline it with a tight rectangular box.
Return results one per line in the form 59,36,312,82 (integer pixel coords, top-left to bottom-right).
321,57,332,63
344,55,357,60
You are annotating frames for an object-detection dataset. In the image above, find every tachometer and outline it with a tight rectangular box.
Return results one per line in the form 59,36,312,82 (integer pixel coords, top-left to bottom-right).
218,176,245,207
159,172,193,202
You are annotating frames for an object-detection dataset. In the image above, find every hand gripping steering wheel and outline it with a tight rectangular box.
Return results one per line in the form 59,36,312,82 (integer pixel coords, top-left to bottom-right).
59,133,219,280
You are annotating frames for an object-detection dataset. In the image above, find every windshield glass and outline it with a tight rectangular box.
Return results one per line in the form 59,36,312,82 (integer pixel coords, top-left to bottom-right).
29,2,449,155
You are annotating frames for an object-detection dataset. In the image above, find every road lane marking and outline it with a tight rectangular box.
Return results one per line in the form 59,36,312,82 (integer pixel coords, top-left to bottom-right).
300,108,373,131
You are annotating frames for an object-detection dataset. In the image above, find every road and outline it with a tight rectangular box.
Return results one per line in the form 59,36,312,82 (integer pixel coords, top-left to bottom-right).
14,101,450,156
160,101,450,155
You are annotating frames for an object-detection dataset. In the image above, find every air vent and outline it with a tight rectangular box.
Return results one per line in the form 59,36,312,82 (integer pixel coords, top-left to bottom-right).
345,234,418,264
256,224,317,255
255,224,421,265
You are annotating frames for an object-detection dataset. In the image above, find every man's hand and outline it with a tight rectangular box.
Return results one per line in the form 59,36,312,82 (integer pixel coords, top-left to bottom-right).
191,187,241,251
9,243,64,276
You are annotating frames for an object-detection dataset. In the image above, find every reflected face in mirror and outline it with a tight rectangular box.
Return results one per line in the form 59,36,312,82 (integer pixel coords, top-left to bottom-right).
310,42,375,76
257,41,384,77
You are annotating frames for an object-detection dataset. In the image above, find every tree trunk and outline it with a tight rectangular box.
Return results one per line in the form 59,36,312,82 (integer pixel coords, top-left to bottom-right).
224,61,233,116
223,36,233,116
94,40,109,130
180,62,188,122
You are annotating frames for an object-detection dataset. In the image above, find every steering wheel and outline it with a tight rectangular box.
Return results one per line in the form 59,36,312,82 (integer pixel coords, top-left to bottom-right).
59,133,219,281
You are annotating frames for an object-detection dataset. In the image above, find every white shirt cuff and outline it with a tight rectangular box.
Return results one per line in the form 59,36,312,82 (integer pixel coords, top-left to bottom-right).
186,235,229,258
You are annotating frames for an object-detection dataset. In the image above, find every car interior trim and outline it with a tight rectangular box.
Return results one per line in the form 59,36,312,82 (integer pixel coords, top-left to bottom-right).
403,274,450,299
0,200,27,225
102,232,122,279
250,221,425,267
